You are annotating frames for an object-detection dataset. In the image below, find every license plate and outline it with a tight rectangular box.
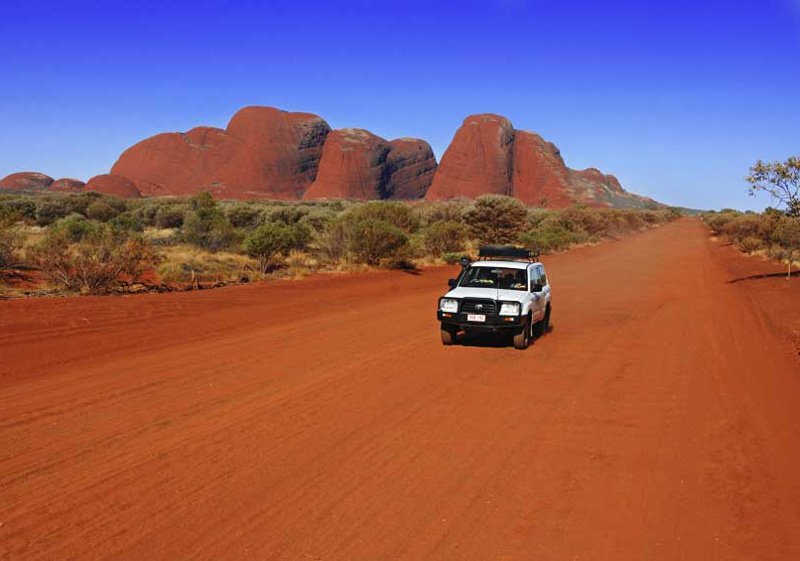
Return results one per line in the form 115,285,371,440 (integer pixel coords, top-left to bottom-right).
467,314,486,322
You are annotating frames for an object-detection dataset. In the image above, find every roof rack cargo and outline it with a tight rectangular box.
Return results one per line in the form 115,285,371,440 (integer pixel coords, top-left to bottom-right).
478,245,541,262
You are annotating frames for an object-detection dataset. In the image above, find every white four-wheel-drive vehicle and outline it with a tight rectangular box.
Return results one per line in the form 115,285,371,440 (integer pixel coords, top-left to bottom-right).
437,246,552,350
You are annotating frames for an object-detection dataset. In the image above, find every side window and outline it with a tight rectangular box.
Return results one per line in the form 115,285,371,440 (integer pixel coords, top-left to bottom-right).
529,267,541,290
538,265,548,287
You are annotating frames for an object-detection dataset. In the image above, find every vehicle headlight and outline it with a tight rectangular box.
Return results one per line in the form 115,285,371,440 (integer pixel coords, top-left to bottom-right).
499,302,521,316
439,298,459,313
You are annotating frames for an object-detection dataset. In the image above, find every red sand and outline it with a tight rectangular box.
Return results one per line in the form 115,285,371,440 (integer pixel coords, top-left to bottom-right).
2,219,800,559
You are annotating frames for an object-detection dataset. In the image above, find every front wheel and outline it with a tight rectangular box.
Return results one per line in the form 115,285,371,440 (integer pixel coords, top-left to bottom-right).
513,317,531,350
441,326,456,346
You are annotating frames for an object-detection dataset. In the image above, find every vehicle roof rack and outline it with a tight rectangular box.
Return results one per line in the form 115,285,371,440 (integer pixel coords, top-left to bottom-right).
478,245,541,263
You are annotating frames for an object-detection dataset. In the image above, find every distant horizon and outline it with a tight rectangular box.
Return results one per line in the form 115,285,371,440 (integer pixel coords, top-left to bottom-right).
2,0,798,211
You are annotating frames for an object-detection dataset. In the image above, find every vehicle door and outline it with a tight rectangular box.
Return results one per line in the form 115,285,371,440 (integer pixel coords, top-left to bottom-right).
536,264,551,308
528,266,545,320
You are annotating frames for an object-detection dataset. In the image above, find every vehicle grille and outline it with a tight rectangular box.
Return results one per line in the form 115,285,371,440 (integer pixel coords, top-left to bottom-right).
461,299,497,314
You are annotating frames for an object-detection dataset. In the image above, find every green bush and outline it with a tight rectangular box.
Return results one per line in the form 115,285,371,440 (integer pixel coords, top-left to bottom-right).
226,204,262,229
155,206,186,229
520,223,587,253
182,194,239,252
289,222,312,251
415,201,467,227
342,201,420,233
423,221,468,255
3,198,36,222
52,214,103,242
242,223,295,273
463,195,527,245
347,219,409,265
86,201,119,222
109,213,144,233
315,219,349,263
35,200,72,226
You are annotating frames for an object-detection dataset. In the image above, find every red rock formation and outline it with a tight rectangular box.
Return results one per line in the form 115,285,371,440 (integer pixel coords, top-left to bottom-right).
425,114,515,201
427,114,658,209
302,131,437,200
302,129,391,200
49,178,86,192
110,107,331,199
511,131,574,208
84,174,142,198
0,172,54,191
383,139,438,200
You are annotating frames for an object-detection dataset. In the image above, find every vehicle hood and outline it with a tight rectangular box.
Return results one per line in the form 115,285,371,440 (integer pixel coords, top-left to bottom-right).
443,287,527,303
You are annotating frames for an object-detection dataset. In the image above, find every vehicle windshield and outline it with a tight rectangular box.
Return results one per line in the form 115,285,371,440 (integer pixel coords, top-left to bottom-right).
459,266,528,291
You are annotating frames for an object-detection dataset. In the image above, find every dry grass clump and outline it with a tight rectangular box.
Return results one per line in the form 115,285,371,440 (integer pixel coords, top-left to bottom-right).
157,245,262,284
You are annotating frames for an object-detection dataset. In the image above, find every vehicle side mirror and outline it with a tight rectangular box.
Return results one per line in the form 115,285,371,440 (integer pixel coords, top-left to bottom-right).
448,279,457,288
531,283,543,293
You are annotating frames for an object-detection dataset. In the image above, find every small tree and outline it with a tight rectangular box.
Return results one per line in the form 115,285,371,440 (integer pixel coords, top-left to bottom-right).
242,223,294,273
463,195,528,245
747,157,800,277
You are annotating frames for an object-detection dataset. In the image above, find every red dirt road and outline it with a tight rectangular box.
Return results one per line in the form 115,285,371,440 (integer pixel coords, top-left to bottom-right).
2,219,800,560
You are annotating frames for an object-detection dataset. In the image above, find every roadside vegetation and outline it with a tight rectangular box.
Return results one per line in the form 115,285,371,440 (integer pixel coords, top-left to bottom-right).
0,190,681,297
704,156,800,278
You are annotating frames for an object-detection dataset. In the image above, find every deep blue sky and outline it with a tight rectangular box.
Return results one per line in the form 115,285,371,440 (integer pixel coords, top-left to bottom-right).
1,0,798,210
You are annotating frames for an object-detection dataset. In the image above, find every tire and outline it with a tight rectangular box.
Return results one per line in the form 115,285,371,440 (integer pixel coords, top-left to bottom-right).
513,317,531,350
544,305,551,330
441,326,456,346
533,316,545,338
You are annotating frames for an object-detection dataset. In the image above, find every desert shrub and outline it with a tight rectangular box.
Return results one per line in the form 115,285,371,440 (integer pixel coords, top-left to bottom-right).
342,201,420,233
29,228,160,294
773,216,800,261
35,199,72,226
736,236,763,254
423,221,468,255
560,205,611,237
347,219,409,265
242,223,295,273
705,211,739,234
527,208,550,229
52,214,103,242
723,214,763,244
442,252,462,265
315,219,350,263
415,201,467,227
226,204,262,229
3,198,36,222
109,213,144,233
182,193,239,252
0,224,22,271
299,207,337,232
463,195,528,245
86,201,119,222
155,206,186,229
520,223,587,253
266,206,310,226
640,210,661,225
289,222,312,251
